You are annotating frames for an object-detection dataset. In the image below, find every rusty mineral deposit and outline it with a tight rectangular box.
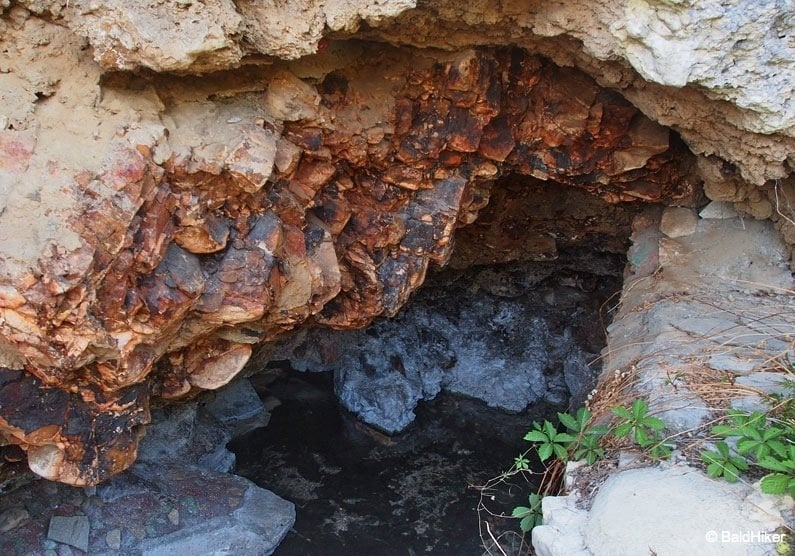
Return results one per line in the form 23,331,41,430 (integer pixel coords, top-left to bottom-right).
2,32,699,484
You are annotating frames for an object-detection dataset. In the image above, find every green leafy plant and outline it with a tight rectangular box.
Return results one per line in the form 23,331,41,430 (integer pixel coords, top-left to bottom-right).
514,454,531,471
711,410,788,460
512,493,543,533
523,420,576,462
612,398,666,446
703,407,794,499
700,441,750,482
509,400,676,536
757,445,795,498
573,431,606,465
510,407,608,533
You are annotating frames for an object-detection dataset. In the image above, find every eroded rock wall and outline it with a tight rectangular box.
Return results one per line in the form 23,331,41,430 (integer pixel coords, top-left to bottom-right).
0,1,792,485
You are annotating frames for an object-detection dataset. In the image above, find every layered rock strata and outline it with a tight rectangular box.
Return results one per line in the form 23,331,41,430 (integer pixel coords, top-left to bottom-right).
0,28,698,484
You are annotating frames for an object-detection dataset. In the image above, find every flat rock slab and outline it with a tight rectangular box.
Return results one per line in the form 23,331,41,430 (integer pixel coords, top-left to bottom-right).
0,465,294,556
47,515,90,552
584,466,785,556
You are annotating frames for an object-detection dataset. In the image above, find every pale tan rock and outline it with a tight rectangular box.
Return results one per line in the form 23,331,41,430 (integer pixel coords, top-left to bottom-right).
71,0,244,73
660,207,698,238
263,71,321,122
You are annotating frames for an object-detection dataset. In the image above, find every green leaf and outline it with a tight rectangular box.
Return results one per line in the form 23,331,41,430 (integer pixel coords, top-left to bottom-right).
723,462,740,482
586,424,609,437
575,407,591,429
739,426,762,441
543,420,557,438
706,462,722,478
641,416,666,431
512,506,531,518
614,423,632,438
553,443,568,461
650,443,673,459
612,406,632,420
557,412,579,432
634,427,649,445
768,440,788,459
631,398,649,417
736,438,759,455
524,431,548,443
762,427,783,441
716,441,730,458
760,473,790,495
538,443,553,462
554,432,576,443
731,456,749,471
757,456,789,473
514,455,530,470
711,424,739,437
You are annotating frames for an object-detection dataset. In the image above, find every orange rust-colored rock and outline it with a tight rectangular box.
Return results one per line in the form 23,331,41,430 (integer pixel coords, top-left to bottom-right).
0,46,697,485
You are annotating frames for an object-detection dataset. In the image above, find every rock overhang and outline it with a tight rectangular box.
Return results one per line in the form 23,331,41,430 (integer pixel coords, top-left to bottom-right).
0,1,793,488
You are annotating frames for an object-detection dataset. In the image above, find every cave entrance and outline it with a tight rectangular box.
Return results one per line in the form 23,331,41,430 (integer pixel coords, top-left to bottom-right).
228,175,648,554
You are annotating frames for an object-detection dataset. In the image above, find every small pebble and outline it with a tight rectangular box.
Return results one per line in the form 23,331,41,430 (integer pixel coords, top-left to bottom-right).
106,528,122,550
0,506,30,532
226,117,242,124
167,508,179,526
56,545,74,556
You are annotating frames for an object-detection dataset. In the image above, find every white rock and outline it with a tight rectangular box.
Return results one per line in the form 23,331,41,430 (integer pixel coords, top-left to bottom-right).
263,71,321,122
533,494,590,556
583,466,783,556
699,201,739,219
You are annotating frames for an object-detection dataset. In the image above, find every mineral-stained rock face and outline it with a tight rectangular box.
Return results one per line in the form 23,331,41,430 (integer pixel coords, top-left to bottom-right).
0,35,697,484
15,1,795,486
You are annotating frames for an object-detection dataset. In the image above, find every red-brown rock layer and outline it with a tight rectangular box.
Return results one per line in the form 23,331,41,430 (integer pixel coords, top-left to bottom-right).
0,47,697,484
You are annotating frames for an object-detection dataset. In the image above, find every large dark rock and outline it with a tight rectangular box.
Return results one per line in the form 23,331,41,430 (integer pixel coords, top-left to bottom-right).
275,260,618,433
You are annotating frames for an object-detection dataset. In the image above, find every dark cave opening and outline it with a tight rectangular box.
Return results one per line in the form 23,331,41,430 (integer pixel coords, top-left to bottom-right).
228,175,644,554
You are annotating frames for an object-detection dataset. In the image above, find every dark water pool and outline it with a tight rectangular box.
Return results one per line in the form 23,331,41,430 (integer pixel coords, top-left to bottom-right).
230,371,553,555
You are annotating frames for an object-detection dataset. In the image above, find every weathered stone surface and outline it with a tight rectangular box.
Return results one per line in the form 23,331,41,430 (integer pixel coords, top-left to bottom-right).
0,25,701,484
583,466,784,556
536,210,794,556
1,0,792,494
47,515,90,552
357,1,795,186
700,200,740,219
275,258,618,433
0,462,294,556
660,207,698,238
0,506,29,533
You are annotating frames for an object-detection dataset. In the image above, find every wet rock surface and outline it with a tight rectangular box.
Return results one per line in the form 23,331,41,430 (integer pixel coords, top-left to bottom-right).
275,259,621,433
229,263,621,553
0,380,293,556
231,374,551,555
